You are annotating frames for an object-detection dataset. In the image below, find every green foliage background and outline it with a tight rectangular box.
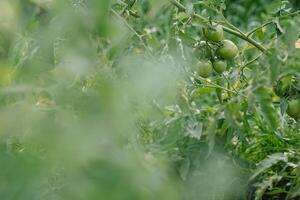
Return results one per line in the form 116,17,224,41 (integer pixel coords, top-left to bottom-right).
0,0,299,200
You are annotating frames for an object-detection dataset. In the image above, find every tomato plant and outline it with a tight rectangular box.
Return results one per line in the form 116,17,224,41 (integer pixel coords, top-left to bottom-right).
0,0,300,200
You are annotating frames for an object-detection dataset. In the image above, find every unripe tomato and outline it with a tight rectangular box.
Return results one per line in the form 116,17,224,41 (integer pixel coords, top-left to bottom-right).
274,75,293,97
286,99,300,120
204,24,223,42
217,40,238,59
197,61,213,78
213,60,227,74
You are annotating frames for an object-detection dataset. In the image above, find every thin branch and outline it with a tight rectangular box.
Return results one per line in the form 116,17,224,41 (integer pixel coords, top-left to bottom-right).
222,73,239,94
246,21,274,37
279,10,300,19
193,1,246,36
128,10,140,18
111,8,151,52
239,53,263,83
194,76,247,98
246,10,300,37
240,53,263,70
121,0,140,18
170,0,186,12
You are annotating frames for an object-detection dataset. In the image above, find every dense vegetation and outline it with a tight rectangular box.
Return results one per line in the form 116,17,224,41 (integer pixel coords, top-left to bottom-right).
0,0,300,199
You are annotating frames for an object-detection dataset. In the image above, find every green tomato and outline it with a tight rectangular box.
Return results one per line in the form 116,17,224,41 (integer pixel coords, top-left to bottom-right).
197,61,213,78
204,24,224,42
274,75,293,97
217,40,238,59
286,99,300,120
213,60,227,74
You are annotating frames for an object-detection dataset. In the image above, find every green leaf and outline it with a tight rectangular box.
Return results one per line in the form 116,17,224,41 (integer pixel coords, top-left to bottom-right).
250,153,288,181
178,158,190,181
254,87,279,130
280,98,288,115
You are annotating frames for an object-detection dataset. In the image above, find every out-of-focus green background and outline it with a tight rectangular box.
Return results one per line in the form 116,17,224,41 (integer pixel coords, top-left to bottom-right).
0,1,180,200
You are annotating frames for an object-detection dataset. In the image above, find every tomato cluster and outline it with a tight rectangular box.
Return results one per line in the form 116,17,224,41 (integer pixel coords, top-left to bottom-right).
274,75,300,120
196,24,238,78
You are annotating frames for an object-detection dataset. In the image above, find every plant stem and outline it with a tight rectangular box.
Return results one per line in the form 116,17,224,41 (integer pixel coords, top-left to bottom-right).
246,10,300,37
193,1,246,36
240,53,263,70
111,8,151,52
279,10,300,19
246,21,274,37
194,76,247,98
170,0,186,11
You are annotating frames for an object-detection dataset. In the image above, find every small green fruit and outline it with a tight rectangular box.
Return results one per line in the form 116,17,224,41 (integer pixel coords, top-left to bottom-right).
217,40,238,59
213,60,227,74
197,61,213,78
204,24,224,42
274,75,293,97
286,99,300,120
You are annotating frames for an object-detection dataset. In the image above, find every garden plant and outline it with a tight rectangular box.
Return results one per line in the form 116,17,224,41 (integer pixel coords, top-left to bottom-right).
0,0,300,200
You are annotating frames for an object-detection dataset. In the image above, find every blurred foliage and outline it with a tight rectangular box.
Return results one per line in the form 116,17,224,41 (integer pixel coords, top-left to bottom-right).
0,0,299,200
